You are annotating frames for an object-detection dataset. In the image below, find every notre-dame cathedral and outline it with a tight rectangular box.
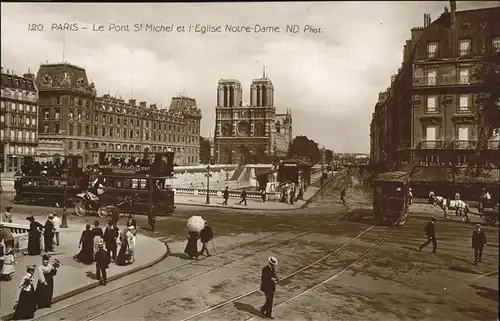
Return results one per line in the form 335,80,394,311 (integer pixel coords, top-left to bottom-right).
213,69,292,164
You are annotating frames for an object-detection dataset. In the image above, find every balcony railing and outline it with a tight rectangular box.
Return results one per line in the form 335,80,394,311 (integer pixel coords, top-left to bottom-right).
452,140,477,149
418,140,444,149
413,76,472,86
458,49,472,57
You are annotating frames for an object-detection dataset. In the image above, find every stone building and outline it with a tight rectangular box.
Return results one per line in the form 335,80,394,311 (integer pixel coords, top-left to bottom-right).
36,62,201,166
213,69,292,164
370,2,500,169
0,68,39,173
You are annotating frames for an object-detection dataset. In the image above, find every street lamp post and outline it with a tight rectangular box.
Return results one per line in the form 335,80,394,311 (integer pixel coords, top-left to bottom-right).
205,165,212,204
61,181,69,228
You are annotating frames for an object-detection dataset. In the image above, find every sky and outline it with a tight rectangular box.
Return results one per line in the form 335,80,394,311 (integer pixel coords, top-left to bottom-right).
1,1,499,153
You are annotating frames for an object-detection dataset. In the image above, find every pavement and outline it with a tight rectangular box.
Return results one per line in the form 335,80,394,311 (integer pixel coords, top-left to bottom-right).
0,221,168,320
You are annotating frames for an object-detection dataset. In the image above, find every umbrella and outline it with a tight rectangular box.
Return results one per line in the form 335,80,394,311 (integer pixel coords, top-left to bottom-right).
187,215,205,233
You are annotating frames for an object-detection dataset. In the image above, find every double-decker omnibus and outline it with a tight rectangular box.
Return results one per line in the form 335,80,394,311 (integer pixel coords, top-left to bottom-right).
13,155,85,207
73,150,175,219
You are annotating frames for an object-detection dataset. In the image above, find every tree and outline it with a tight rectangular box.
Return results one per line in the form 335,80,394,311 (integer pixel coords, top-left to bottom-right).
287,135,321,163
325,149,334,164
199,136,211,164
473,34,500,165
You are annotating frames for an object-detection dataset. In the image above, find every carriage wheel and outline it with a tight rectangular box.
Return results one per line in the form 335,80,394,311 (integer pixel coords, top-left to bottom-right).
97,206,109,219
74,202,87,217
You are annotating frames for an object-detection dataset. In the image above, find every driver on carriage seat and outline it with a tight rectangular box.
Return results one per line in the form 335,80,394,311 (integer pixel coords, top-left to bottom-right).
396,187,402,197
86,178,105,202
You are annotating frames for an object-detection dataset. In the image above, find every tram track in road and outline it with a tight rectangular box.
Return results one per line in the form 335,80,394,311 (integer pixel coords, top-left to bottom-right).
32,222,350,321
172,224,386,321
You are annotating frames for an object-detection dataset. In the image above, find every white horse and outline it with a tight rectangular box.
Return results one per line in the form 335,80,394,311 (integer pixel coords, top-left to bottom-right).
428,191,470,222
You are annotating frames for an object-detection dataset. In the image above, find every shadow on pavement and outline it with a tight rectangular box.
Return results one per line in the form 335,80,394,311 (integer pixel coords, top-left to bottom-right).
233,302,262,317
469,284,499,302
86,271,97,280
343,208,377,225
169,252,192,260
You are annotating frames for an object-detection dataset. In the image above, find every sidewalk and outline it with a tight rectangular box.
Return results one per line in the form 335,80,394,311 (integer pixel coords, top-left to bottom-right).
174,185,321,210
0,222,168,320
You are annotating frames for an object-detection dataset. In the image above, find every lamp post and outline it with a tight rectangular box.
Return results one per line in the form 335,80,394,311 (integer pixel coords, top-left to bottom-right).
205,165,212,204
61,180,69,228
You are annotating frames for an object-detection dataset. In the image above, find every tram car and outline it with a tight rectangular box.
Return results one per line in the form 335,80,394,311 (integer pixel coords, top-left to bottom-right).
13,156,85,207
372,170,411,225
73,150,175,218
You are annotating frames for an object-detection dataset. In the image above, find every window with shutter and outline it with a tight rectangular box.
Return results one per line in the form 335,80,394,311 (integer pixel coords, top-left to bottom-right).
426,96,437,112
459,95,470,111
458,39,471,56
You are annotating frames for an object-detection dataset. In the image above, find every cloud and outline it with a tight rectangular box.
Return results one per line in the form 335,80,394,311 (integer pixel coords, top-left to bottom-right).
1,1,499,153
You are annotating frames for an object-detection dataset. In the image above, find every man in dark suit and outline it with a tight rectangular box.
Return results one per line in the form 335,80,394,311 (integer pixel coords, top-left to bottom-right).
472,224,487,264
104,220,119,262
199,221,214,257
222,187,229,205
260,256,279,319
418,217,437,253
238,189,247,206
95,242,110,285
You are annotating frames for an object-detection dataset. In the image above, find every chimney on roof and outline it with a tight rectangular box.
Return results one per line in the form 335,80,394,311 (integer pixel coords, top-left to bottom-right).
129,99,136,106
139,101,147,108
150,104,157,109
6,69,9,75
444,6,448,13
450,1,456,29
23,72,34,80
103,94,111,99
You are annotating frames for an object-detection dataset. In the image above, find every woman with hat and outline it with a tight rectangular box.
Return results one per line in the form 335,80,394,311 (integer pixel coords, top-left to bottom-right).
2,206,13,223
13,265,37,320
36,254,59,309
184,230,200,260
125,226,136,263
91,221,104,256
27,216,44,256
260,256,279,319
76,224,94,265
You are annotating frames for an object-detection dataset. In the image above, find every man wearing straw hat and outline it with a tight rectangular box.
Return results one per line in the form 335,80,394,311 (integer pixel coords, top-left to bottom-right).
260,256,279,319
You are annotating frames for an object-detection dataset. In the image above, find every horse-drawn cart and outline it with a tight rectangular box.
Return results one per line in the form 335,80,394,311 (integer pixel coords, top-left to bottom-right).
372,171,411,225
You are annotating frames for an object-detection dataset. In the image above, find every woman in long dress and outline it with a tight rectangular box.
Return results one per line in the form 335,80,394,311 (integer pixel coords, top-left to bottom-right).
36,254,59,309
116,228,129,266
13,265,37,320
184,231,199,260
92,221,104,255
126,226,136,263
27,216,44,256
76,224,94,264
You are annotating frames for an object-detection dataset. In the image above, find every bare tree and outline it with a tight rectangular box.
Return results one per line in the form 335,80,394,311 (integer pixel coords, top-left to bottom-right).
473,31,500,166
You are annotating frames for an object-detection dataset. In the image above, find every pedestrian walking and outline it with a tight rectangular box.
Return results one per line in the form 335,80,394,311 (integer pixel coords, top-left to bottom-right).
340,187,346,205
104,220,119,262
472,224,487,265
238,189,247,206
184,230,199,260
222,186,229,205
199,221,214,257
51,213,61,246
76,224,94,265
261,189,267,203
94,241,110,285
2,206,13,223
260,256,279,319
418,218,437,253
43,214,55,252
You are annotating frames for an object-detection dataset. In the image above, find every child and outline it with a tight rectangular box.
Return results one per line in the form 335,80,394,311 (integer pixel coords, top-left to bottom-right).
1,248,16,281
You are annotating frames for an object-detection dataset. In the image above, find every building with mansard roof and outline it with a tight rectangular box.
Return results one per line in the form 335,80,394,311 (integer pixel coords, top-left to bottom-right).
213,69,292,164
35,62,201,166
0,68,39,173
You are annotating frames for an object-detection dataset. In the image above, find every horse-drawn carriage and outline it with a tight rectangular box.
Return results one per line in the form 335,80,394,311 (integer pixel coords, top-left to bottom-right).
478,191,499,226
372,171,411,225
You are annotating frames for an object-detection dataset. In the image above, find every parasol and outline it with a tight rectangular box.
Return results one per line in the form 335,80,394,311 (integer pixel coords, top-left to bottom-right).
187,215,205,233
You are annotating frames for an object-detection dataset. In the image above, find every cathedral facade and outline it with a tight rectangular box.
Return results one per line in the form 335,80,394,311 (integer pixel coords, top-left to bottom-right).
213,71,292,164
